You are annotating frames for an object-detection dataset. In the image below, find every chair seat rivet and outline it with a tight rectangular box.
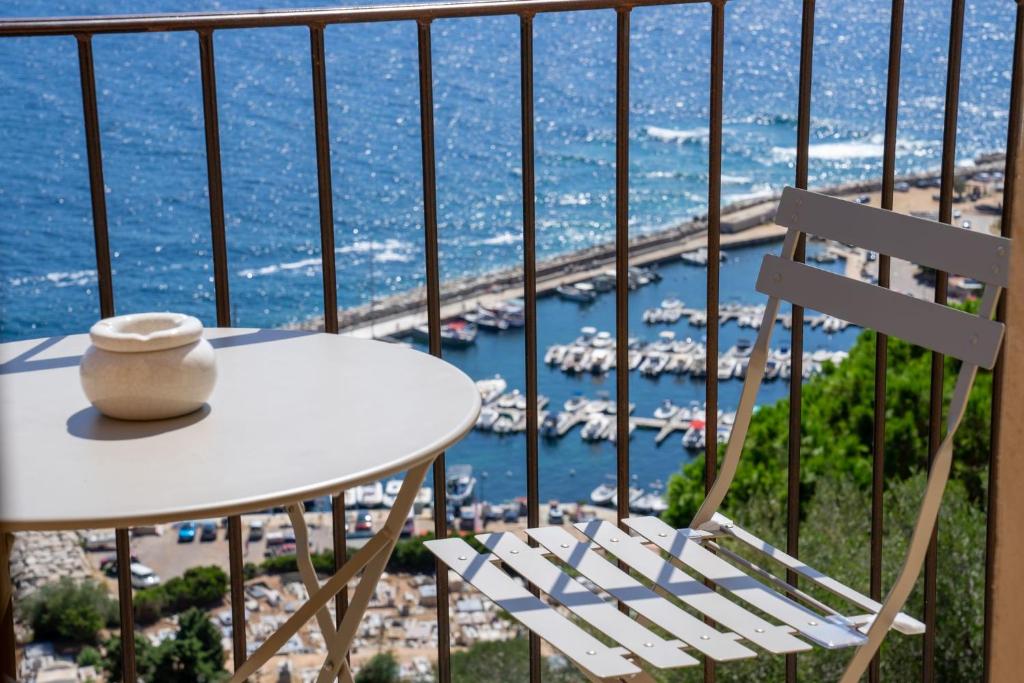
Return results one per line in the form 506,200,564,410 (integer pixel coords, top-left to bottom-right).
997,246,1006,256
644,642,654,648
586,650,596,655
808,620,818,626
510,549,519,554
609,537,619,542
755,628,765,633
658,532,667,537
700,635,711,640
560,543,570,548
457,555,467,561
773,272,783,282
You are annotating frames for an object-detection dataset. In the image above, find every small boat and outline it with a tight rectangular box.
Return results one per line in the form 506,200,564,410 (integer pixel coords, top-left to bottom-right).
607,420,635,443
682,420,706,450
446,465,477,506
475,375,508,404
463,307,509,331
653,399,679,420
541,413,559,439
577,326,598,344
730,339,754,358
475,407,500,430
653,330,676,353
661,297,683,310
610,487,644,508
493,415,517,434
544,344,567,365
717,356,737,381
690,311,708,327
497,390,520,409
581,413,611,441
556,282,597,303
811,348,832,363
831,350,849,364
547,502,565,525
410,320,477,348
591,331,613,348
383,480,404,508
355,481,385,508
590,480,616,506
343,488,357,508
589,348,613,374
414,486,433,512
628,350,644,371
765,358,781,380
564,394,587,412
591,271,616,292
640,353,669,377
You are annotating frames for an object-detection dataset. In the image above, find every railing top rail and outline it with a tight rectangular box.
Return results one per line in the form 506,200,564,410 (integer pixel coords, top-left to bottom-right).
0,0,705,37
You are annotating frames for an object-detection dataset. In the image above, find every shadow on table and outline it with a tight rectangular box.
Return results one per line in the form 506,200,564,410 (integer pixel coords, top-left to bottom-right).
66,404,211,441
1,328,314,375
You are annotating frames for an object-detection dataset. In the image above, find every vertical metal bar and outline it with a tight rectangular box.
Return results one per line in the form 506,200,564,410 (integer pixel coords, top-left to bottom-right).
309,26,347,662
614,6,631,526
310,24,340,335
76,34,114,319
924,3,964,681
870,3,903,682
226,516,246,670
519,13,542,683
115,529,136,682
198,29,230,327
417,19,449,683
198,32,247,669
703,6,725,680
984,3,1024,680
787,3,815,682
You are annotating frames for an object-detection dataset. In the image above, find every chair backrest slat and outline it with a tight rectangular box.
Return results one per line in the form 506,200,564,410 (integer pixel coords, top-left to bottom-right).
756,255,1004,368
775,187,1010,287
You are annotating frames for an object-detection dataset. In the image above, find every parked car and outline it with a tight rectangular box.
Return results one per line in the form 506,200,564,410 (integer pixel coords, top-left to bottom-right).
100,554,140,577
354,511,373,534
177,522,197,543
200,521,218,542
83,531,116,551
130,563,160,589
895,181,910,192
502,505,520,523
247,519,264,541
547,503,565,525
459,506,476,532
856,195,870,204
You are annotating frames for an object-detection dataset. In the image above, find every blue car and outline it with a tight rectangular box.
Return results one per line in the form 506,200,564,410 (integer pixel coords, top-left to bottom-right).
178,521,197,542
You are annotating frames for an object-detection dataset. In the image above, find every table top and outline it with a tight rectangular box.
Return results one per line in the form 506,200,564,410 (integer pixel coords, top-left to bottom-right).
0,329,480,532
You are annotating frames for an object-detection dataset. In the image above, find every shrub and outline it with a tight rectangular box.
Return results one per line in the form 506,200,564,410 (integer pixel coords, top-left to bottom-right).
355,652,400,683
133,565,228,625
20,578,117,644
76,646,103,668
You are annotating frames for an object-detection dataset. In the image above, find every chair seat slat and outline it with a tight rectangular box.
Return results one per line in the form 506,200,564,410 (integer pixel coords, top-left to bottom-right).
576,520,811,654
527,526,756,662
479,532,699,669
775,187,1010,286
756,255,1003,368
425,537,640,679
708,514,926,635
625,516,868,649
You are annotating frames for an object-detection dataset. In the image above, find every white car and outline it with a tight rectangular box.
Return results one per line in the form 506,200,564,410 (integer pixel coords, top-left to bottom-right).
130,563,161,589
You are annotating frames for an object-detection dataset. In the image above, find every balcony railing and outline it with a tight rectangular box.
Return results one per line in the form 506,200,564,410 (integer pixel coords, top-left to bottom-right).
1,1,1022,682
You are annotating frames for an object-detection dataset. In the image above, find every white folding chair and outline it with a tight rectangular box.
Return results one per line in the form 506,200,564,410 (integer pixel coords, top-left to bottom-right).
426,187,1009,682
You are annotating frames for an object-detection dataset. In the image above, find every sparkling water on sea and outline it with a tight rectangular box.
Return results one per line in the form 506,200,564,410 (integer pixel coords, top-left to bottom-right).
0,0,1015,502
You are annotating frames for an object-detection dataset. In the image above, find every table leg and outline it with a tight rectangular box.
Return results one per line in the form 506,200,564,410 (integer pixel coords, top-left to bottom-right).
286,505,355,683
314,461,432,683
232,458,432,683
2,532,16,683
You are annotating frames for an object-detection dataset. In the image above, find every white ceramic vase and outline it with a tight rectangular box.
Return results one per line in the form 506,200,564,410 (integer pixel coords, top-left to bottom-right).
79,312,217,420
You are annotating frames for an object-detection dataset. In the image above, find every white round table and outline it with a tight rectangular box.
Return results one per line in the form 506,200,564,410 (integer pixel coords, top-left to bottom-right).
0,328,480,681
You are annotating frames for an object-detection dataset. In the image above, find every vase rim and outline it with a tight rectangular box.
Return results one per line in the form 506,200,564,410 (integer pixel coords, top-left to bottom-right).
89,312,204,353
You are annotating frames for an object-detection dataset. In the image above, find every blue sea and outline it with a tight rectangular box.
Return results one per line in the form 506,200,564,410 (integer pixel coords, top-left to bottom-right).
0,0,1016,502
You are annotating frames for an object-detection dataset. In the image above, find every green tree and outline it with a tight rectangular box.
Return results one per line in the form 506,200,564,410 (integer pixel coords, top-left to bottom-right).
451,637,583,682
665,318,991,527
355,652,400,683
20,578,117,644
76,646,103,668
103,609,225,682
134,565,229,625
102,632,154,682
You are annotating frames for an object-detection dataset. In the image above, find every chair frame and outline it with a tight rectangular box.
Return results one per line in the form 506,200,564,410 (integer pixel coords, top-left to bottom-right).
427,187,1009,682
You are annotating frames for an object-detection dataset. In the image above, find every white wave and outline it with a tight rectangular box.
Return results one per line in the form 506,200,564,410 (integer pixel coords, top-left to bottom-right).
474,231,522,246
374,250,412,263
721,174,753,184
337,238,412,255
724,183,776,203
771,141,885,162
645,125,709,143
45,269,97,288
558,192,592,206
